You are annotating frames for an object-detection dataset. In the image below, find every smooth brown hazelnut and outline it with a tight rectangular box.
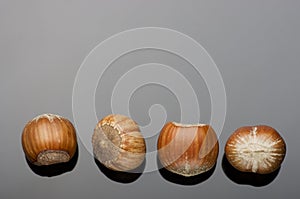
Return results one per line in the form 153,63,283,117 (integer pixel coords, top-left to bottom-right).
21,113,77,166
157,122,219,177
92,114,146,171
225,125,286,174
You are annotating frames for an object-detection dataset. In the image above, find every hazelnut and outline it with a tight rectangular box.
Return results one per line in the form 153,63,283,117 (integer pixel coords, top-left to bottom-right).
157,122,219,177
225,125,286,174
21,113,77,166
92,114,146,171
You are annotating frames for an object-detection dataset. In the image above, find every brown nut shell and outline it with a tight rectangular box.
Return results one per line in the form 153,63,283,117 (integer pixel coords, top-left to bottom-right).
92,114,146,171
157,122,219,177
21,113,77,166
225,125,286,174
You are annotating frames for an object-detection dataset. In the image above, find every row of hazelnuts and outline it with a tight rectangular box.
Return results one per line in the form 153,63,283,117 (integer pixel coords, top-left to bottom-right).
21,113,286,177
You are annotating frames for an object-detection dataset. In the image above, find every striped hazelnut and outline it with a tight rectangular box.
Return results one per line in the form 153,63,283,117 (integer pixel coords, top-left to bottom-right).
157,122,219,177
21,113,77,166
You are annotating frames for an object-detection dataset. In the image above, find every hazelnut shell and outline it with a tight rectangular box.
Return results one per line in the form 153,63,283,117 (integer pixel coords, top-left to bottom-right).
21,113,77,166
92,114,146,171
225,125,286,174
157,122,219,177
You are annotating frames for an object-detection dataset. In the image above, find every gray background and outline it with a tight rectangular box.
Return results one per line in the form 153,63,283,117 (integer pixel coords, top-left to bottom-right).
1,0,299,198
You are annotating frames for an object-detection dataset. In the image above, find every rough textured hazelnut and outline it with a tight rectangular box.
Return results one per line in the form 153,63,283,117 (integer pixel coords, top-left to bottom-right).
21,113,77,166
225,125,286,174
157,122,219,177
92,114,146,171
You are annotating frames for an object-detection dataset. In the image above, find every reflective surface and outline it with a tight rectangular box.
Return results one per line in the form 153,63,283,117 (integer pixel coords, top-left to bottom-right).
1,1,299,198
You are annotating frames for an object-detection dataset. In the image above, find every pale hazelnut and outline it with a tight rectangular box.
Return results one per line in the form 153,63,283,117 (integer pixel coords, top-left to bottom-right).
92,114,146,171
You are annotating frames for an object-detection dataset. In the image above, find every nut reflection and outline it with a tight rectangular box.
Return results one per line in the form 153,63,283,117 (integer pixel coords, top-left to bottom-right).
222,154,280,187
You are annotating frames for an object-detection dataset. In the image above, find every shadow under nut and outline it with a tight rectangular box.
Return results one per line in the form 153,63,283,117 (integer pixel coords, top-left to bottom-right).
92,114,146,171
225,125,286,174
